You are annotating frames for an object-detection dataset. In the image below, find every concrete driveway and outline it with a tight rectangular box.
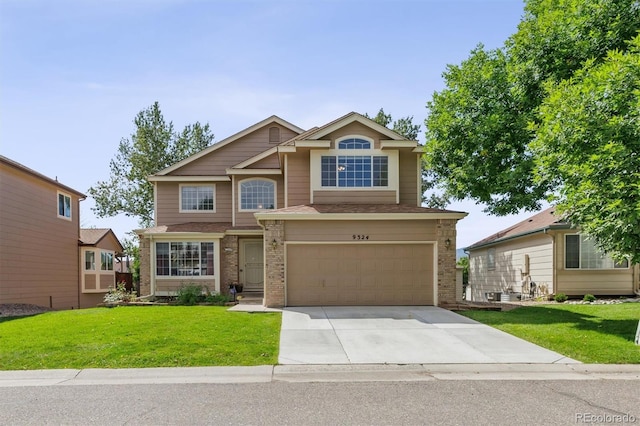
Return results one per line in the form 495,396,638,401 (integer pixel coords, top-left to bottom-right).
278,306,578,365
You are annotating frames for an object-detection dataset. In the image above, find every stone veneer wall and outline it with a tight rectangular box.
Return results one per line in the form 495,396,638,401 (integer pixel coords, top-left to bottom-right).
220,235,239,295
437,219,458,305
138,235,151,297
263,220,285,307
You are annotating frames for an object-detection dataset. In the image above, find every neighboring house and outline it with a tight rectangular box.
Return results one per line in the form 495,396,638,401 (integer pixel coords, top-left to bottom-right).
465,207,640,301
0,155,123,309
79,228,125,307
136,112,467,308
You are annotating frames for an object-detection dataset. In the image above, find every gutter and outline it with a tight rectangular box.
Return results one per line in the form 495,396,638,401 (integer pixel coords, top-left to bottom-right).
464,224,571,252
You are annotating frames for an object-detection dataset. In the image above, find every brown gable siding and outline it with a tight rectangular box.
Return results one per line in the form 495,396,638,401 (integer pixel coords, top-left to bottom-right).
246,152,280,169
325,121,389,147
155,181,232,226
285,151,311,207
0,163,81,309
399,150,419,206
170,125,297,176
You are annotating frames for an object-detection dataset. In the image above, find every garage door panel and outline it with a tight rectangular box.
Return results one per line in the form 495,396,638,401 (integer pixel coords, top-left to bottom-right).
287,243,434,306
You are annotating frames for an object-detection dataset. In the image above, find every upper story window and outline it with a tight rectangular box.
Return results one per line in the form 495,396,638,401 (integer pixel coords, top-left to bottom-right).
487,248,496,270
180,185,215,212
57,191,71,220
239,178,276,211
338,138,371,149
321,136,388,188
565,234,628,269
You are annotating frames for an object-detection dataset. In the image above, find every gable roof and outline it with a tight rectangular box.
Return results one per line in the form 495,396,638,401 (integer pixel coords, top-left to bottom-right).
285,111,412,143
154,115,304,176
1,155,86,198
79,228,124,253
465,207,571,250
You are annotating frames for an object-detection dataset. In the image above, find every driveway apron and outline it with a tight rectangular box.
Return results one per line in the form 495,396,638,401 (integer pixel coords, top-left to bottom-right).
278,306,578,365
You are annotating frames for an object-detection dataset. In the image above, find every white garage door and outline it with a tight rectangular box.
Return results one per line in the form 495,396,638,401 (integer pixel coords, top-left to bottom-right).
286,243,434,306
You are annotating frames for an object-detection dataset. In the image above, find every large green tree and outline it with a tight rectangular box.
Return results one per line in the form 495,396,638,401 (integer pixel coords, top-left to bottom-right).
88,102,214,228
366,108,447,207
532,38,640,262
425,0,640,260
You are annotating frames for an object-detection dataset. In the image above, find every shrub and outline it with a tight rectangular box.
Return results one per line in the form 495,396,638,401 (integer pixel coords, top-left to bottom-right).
176,284,205,306
205,293,231,305
104,282,137,304
554,293,568,303
583,294,597,302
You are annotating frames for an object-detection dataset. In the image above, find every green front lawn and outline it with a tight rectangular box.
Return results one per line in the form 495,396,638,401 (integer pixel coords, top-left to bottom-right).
459,303,640,364
0,306,281,370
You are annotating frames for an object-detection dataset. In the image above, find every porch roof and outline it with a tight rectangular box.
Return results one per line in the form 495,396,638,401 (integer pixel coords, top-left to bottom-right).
137,223,261,235
254,204,467,221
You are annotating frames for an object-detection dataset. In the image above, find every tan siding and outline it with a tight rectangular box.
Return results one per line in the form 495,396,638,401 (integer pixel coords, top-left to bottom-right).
0,163,81,309
85,275,97,290
156,278,217,294
285,152,310,206
325,122,389,148
247,152,280,169
100,274,114,290
313,190,396,204
468,234,553,301
171,125,295,175
234,175,284,227
156,181,232,225
399,150,419,206
553,231,635,295
285,220,437,242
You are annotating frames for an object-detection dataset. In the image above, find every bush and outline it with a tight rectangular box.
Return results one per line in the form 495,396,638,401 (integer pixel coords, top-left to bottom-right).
104,282,137,304
176,284,205,306
554,293,568,303
583,294,597,302
205,293,231,305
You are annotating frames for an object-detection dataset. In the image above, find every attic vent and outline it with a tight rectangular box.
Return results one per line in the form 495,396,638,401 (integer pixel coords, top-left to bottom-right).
269,126,280,144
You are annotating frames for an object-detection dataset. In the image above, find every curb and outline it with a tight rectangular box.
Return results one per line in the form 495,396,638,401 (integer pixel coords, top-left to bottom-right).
0,364,638,387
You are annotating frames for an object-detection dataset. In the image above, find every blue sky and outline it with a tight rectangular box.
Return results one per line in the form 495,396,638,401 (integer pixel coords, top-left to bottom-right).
0,0,544,247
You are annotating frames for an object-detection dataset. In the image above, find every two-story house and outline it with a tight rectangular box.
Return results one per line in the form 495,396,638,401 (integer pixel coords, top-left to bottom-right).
136,112,467,308
0,156,124,309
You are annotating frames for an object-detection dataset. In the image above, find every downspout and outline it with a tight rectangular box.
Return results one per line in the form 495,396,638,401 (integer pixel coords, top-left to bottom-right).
545,228,557,297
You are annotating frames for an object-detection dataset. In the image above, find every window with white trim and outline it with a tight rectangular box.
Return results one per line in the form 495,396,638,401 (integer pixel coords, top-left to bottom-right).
156,242,215,277
85,250,96,270
487,248,496,270
321,137,389,188
101,251,114,271
565,234,628,269
57,192,71,219
180,185,215,212
239,179,275,211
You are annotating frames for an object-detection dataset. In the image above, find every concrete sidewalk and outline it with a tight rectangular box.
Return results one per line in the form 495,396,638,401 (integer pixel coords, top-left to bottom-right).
0,364,639,387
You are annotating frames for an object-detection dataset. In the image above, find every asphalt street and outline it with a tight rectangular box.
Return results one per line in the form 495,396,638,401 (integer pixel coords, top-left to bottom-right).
1,379,638,425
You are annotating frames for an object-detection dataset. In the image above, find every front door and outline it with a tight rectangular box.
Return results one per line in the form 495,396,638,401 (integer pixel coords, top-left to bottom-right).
240,239,264,292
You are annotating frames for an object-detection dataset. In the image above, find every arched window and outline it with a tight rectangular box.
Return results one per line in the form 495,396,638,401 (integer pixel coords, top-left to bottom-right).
239,179,276,211
338,138,371,149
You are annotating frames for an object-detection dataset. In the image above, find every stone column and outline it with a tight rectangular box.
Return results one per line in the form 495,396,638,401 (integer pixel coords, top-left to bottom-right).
220,235,239,295
138,235,151,297
437,219,458,305
263,220,285,308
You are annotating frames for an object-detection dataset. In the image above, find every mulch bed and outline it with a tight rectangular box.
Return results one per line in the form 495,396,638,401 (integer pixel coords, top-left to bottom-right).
0,303,54,318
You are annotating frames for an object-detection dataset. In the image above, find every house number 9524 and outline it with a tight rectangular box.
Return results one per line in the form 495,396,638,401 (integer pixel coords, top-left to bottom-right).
353,234,369,240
